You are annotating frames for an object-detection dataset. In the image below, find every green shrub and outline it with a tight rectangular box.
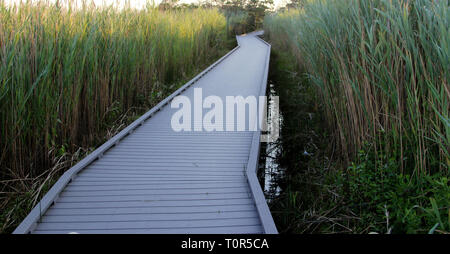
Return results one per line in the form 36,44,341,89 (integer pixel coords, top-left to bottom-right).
346,146,450,233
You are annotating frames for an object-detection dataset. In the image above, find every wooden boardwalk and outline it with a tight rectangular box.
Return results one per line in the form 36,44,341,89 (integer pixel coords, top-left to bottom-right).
14,32,277,234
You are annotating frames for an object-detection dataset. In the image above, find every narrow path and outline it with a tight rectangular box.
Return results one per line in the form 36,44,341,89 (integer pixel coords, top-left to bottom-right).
14,32,277,234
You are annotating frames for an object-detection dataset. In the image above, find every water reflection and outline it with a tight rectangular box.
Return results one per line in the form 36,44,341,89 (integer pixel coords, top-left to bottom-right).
259,82,284,202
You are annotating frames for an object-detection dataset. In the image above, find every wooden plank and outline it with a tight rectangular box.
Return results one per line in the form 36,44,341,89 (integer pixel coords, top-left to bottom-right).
34,217,261,230
57,193,252,203
74,175,244,181
45,204,257,215
69,179,245,185
99,155,249,161
90,161,248,166
77,171,246,177
112,143,251,148
87,162,247,169
122,135,253,140
65,182,248,190
83,166,247,172
61,187,250,197
64,183,248,192
102,152,249,158
104,149,250,154
40,211,259,223
131,131,254,136
71,177,243,183
51,198,255,209
34,225,263,234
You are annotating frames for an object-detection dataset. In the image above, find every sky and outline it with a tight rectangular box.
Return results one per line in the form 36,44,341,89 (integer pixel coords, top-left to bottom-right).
3,0,288,9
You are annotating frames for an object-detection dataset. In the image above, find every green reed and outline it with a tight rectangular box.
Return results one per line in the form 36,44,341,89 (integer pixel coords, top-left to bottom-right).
0,1,227,179
264,0,449,175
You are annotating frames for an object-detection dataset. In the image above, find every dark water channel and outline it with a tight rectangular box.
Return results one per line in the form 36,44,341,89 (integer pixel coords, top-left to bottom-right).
258,82,285,202
256,51,324,217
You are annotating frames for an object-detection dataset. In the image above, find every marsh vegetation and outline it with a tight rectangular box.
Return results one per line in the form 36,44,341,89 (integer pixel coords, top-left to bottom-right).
263,0,449,233
0,0,448,234
0,1,230,232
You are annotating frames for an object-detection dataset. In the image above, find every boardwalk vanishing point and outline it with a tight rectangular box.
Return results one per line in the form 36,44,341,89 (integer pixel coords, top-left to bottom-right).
14,31,278,234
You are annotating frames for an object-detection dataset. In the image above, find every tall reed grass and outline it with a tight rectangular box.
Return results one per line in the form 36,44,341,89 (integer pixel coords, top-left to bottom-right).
226,10,251,35
264,0,449,175
0,1,227,180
